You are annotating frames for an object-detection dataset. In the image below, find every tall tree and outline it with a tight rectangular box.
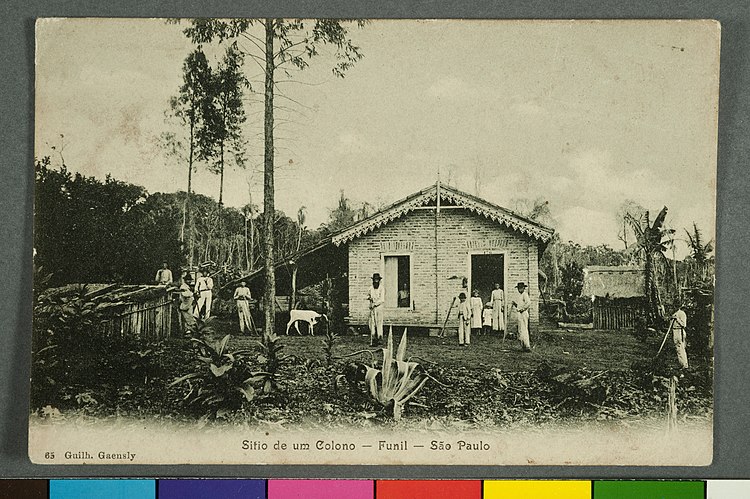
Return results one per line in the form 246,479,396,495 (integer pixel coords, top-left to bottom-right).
184,18,365,337
164,48,213,266
626,206,674,322
685,222,714,283
201,44,249,205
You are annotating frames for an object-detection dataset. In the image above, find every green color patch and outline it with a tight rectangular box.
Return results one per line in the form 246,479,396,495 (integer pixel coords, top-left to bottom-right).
594,481,704,499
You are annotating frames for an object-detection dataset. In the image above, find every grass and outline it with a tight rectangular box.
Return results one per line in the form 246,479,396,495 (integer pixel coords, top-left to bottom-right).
221,323,657,373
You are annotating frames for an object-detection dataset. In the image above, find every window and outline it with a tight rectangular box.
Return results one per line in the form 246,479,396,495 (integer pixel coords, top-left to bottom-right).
383,255,411,308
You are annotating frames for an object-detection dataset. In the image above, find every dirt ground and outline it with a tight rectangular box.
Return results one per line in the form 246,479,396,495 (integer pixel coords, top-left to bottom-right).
219,321,673,373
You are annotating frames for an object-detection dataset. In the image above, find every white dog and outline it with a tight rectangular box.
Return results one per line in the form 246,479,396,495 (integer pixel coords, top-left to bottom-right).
285,310,327,336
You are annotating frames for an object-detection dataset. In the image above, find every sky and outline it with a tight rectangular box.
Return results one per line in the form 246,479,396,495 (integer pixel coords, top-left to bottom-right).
35,19,720,256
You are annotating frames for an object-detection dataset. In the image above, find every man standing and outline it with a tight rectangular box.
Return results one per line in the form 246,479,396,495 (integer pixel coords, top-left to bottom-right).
178,274,197,335
234,281,253,335
203,272,215,318
155,262,173,286
193,271,214,319
511,282,532,352
368,273,385,346
672,304,689,369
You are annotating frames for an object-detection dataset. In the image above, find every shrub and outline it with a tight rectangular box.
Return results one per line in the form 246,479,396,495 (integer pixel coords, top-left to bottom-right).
31,285,175,413
566,296,593,323
684,288,714,361
170,334,262,417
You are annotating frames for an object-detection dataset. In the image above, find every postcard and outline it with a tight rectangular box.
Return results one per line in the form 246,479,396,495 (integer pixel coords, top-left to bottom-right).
30,18,718,465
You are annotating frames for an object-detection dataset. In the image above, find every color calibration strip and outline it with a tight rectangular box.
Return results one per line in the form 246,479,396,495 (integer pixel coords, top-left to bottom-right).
0,479,749,499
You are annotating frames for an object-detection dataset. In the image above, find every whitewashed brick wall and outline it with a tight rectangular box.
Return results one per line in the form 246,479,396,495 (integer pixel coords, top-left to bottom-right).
347,208,542,329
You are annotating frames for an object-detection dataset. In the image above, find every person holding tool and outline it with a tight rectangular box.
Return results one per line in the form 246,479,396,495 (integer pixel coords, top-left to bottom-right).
671,304,689,369
368,273,385,346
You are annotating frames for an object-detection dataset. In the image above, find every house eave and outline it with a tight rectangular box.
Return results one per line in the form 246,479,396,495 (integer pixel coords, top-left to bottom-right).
331,183,554,246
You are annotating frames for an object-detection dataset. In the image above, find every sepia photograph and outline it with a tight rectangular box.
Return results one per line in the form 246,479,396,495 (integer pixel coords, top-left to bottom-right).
30,18,718,465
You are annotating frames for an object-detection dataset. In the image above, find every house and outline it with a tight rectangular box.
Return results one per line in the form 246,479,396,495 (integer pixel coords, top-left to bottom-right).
231,182,554,332
581,266,646,329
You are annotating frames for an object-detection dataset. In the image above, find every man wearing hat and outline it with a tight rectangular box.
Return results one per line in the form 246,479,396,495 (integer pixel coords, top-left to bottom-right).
368,273,386,346
511,281,532,352
193,270,215,320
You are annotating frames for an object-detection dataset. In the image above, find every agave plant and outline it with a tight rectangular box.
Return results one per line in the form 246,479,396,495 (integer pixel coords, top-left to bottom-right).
363,327,429,421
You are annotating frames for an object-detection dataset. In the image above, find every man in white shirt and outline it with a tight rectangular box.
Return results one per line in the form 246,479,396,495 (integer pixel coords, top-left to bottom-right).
512,282,532,352
672,304,689,368
193,271,214,319
368,273,385,346
155,262,173,286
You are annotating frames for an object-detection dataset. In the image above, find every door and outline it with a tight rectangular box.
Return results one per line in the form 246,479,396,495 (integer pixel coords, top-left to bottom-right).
470,253,504,305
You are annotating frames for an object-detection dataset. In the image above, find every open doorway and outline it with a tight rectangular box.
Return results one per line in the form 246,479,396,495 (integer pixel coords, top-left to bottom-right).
470,253,504,305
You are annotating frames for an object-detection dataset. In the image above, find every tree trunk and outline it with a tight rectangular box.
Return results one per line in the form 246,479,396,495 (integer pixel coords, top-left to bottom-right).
291,265,298,310
187,113,195,267
250,214,255,269
645,250,654,320
244,214,249,272
219,140,225,206
263,19,276,337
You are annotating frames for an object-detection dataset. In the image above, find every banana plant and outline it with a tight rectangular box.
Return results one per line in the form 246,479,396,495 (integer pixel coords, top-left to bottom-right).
363,327,429,421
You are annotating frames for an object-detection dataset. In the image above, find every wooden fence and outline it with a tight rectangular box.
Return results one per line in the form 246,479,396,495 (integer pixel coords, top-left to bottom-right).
99,291,174,340
593,301,641,330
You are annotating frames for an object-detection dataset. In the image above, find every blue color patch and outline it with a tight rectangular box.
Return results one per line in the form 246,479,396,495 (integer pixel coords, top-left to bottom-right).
50,480,154,499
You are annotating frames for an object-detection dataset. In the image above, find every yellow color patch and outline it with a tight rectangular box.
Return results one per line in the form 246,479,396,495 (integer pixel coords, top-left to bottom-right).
484,480,591,499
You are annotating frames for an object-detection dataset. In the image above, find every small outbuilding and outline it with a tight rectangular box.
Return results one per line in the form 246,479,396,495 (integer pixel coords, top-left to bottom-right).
581,266,646,330
43,284,175,340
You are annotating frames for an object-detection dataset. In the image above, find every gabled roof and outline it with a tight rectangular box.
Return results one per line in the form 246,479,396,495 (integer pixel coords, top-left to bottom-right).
331,183,555,246
581,266,645,299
